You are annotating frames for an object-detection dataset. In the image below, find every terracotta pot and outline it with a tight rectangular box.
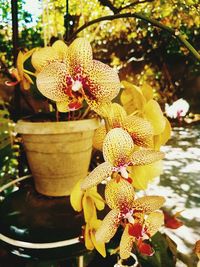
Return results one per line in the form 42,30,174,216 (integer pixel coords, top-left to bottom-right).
15,119,99,197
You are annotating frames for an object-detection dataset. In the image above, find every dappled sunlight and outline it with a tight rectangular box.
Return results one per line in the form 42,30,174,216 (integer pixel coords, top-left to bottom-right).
145,125,200,262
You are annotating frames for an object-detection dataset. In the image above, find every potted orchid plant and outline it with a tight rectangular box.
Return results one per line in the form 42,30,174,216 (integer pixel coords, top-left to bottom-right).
9,35,176,265
13,37,121,197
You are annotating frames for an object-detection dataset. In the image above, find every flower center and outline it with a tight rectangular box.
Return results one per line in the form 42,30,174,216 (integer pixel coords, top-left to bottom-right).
72,80,83,92
112,165,129,179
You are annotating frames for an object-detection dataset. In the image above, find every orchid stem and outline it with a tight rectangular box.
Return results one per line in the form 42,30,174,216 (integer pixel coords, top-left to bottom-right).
69,12,200,61
24,69,37,77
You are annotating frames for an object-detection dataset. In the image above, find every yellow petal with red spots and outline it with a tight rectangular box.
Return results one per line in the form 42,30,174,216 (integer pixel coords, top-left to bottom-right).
95,209,121,243
106,103,127,127
123,114,153,148
132,196,165,213
130,160,163,190
68,37,93,71
84,60,121,105
120,224,135,259
121,81,146,114
144,100,166,135
105,178,135,210
81,162,113,190
93,126,106,151
36,62,69,101
52,40,68,61
31,47,60,72
145,211,164,237
130,149,164,166
103,128,134,166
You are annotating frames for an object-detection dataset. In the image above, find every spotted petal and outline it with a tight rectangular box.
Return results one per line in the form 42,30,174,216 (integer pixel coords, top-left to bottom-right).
123,115,153,148
32,47,60,72
145,211,164,237
93,126,106,151
130,149,164,166
121,81,146,114
132,196,165,213
52,40,68,61
84,60,121,108
105,178,135,210
36,62,69,101
81,162,113,190
95,209,121,243
68,37,93,71
103,128,134,166
120,224,135,259
105,103,127,127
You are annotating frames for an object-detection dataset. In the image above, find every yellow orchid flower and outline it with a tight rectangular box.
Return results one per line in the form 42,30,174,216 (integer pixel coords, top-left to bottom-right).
82,128,164,190
33,38,120,113
121,81,171,148
6,49,35,90
70,179,106,257
129,160,163,190
93,103,154,151
95,177,165,259
70,179,105,223
84,219,106,257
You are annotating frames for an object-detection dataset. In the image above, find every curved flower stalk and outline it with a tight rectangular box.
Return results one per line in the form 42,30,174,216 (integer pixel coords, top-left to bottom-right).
6,49,36,90
95,178,165,259
33,38,121,112
121,81,171,149
81,128,164,190
93,103,154,151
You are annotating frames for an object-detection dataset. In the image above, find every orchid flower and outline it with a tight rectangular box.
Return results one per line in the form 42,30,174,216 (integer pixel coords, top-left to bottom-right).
93,103,154,151
6,49,35,90
121,81,171,149
70,179,105,223
81,128,164,190
84,219,106,257
95,178,165,259
33,38,121,112
165,98,189,119
70,179,106,256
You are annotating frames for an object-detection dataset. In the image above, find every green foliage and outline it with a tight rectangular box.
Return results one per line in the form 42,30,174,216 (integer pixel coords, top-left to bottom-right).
0,104,18,186
0,0,43,67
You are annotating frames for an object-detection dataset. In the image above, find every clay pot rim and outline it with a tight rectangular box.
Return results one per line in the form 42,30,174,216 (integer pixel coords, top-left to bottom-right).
15,118,100,134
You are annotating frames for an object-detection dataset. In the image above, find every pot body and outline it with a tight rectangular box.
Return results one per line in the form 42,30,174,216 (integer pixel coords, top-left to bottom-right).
15,119,99,196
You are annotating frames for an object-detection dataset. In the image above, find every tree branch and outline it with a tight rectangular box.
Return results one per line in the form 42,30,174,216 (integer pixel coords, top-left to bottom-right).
98,0,119,14
68,12,200,61
118,0,154,12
